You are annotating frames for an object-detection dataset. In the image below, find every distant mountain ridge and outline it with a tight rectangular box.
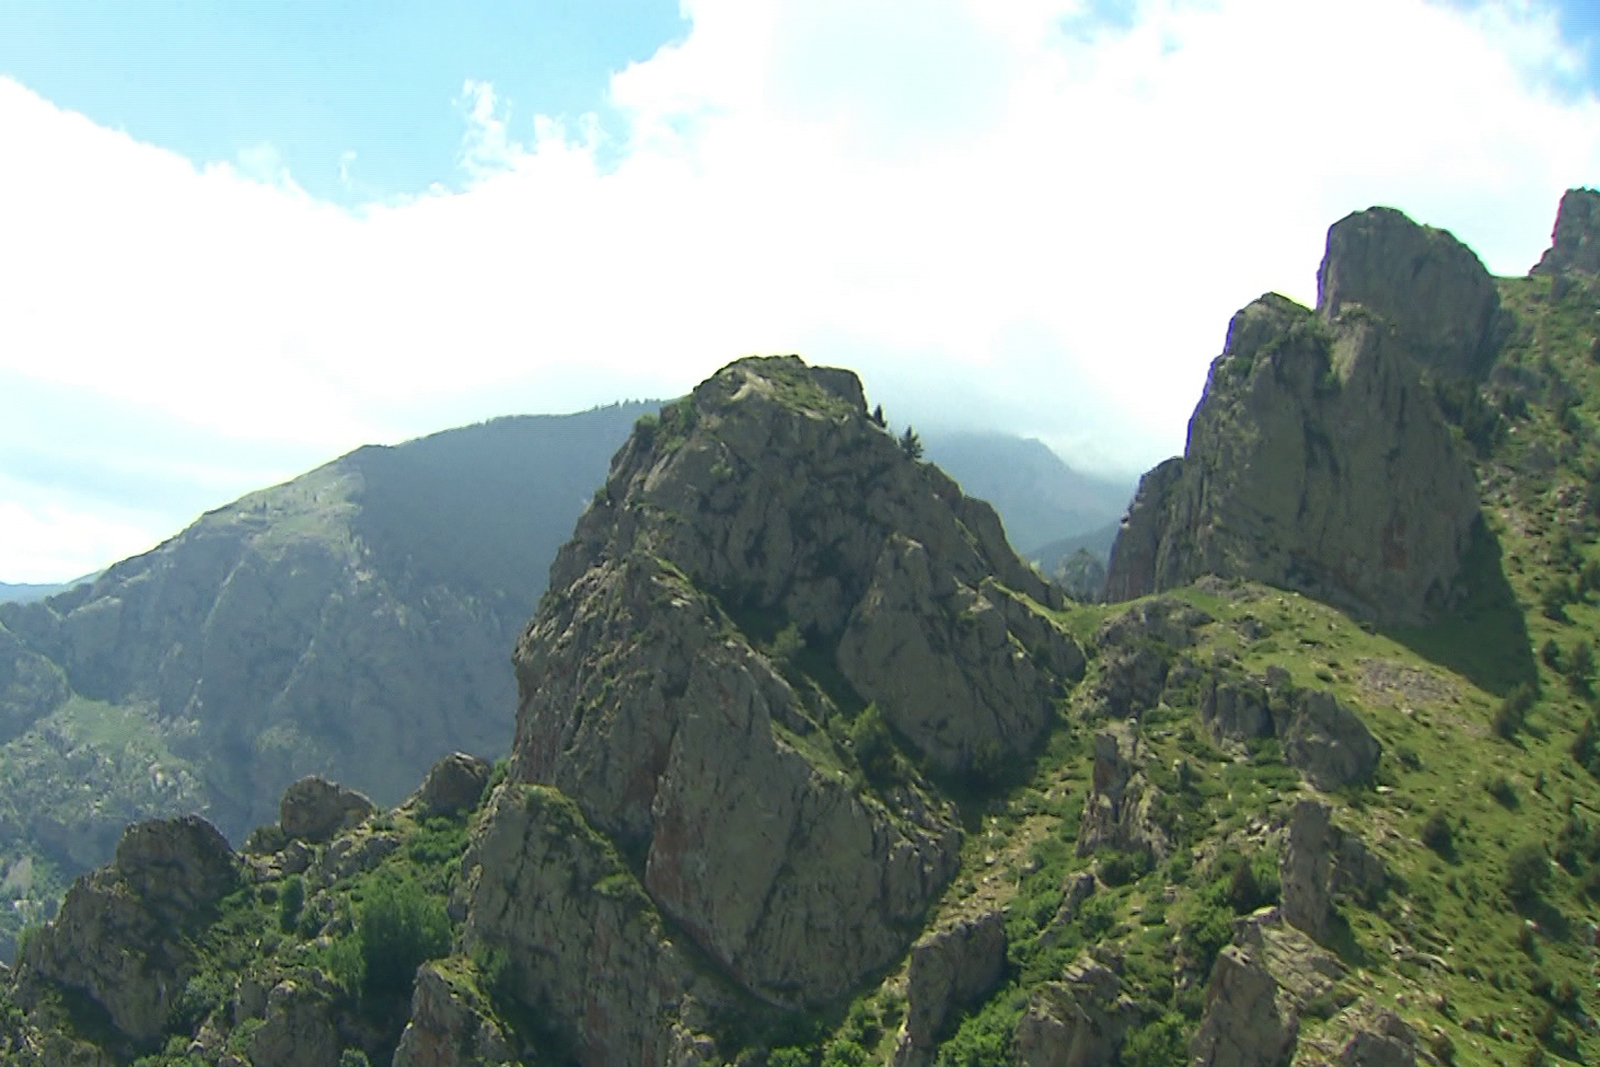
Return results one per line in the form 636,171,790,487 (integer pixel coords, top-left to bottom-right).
0,402,1119,960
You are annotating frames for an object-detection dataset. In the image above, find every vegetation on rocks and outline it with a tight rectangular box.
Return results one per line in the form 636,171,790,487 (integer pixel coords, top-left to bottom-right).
4,191,1600,1067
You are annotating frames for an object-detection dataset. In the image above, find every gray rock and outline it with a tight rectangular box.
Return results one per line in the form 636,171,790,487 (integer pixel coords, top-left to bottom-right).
1279,690,1382,792
500,357,1074,1024
247,978,340,1067
1077,722,1170,861
392,961,517,1067
894,911,1008,1067
416,752,493,817
1200,674,1273,742
18,816,239,1045
1531,187,1600,277
1012,956,1138,1067
1317,206,1505,379
458,784,725,1067
279,776,375,844
1106,208,1486,627
1280,800,1387,943
1191,909,1345,1067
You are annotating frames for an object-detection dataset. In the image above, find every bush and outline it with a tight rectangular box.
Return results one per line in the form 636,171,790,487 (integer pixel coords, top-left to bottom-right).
338,1051,372,1067
847,704,896,786
278,875,305,934
1121,1012,1188,1067
1505,842,1552,906
1421,810,1454,856
357,876,452,999
1494,683,1536,740
1568,640,1596,694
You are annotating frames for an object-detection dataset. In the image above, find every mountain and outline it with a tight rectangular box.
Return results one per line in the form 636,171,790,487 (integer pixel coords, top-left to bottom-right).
0,582,80,606
919,432,1132,556
0,404,1120,964
8,191,1600,1067
0,403,654,957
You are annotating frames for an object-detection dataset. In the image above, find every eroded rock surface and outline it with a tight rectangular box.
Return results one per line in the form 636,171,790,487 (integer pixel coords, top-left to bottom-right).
279,776,375,844
1012,956,1139,1067
893,911,1008,1067
17,816,239,1045
1106,207,1486,626
1280,799,1388,942
1532,187,1600,278
1191,910,1345,1067
492,356,1081,1026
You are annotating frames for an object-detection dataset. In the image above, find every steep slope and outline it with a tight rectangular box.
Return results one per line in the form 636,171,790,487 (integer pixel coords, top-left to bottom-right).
1106,207,1491,626
0,404,652,956
7,195,1600,1067
468,356,1084,1060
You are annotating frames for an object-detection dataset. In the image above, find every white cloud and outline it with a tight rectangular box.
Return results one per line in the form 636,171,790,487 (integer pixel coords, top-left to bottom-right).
0,0,1597,581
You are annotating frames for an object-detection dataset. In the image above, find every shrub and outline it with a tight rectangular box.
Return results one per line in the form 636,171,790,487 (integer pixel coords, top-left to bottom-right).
357,876,452,999
1486,774,1519,808
1505,842,1551,906
1421,810,1454,856
848,704,896,786
278,875,305,934
1568,640,1596,694
1121,1012,1188,1067
1494,683,1536,740
338,1051,372,1067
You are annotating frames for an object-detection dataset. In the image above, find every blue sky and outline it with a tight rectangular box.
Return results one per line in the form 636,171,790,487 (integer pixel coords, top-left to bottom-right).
0,0,687,203
1,0,1598,582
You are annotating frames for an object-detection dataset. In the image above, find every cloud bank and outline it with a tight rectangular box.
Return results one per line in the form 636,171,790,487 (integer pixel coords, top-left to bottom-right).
1,0,1597,581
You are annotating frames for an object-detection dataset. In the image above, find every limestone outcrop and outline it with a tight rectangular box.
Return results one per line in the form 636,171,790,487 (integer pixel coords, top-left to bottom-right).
1317,206,1505,379
1012,956,1139,1067
1280,799,1388,942
1532,187,1600,278
1190,910,1345,1067
892,911,1008,1067
1077,722,1170,861
457,784,726,1067
1106,207,1487,626
16,816,239,1046
392,962,518,1067
492,356,1082,1028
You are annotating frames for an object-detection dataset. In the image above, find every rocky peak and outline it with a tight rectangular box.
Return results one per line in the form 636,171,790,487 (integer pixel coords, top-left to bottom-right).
1106,208,1484,625
469,355,1084,1057
1531,187,1600,277
1316,205,1505,378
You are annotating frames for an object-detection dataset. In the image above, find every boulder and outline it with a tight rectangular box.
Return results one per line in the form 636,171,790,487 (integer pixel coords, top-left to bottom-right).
279,777,375,844
416,752,493,817
1531,187,1600,277
1278,689,1382,792
1012,956,1139,1067
893,911,1008,1067
1339,1011,1418,1067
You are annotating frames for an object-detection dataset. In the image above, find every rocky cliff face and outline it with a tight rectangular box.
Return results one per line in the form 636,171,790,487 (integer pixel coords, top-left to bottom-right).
1106,208,1487,624
0,408,649,876
1531,187,1600,278
470,356,1082,1055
